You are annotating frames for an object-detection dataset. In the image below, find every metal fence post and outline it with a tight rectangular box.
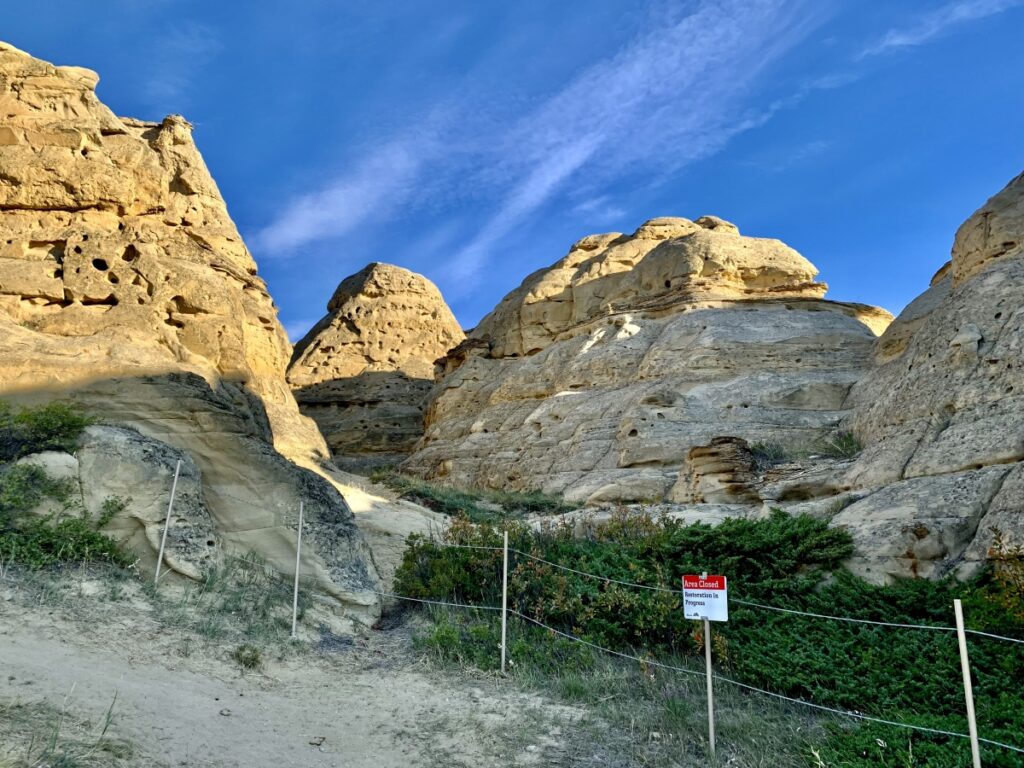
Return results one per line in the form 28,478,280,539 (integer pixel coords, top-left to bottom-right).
501,530,509,673
954,599,982,768
154,459,181,585
291,501,304,640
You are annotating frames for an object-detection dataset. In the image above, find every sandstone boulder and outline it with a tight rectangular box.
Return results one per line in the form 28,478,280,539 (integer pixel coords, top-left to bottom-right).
288,263,464,471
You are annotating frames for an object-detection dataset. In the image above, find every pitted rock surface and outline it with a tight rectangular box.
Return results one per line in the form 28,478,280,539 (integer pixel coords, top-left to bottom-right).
0,42,381,621
288,263,464,471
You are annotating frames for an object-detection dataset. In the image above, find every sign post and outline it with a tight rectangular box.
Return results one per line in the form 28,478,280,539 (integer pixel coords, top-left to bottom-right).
683,572,728,757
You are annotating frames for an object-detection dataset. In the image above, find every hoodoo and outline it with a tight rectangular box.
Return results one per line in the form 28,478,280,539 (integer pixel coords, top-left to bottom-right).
0,41,380,621
287,263,464,471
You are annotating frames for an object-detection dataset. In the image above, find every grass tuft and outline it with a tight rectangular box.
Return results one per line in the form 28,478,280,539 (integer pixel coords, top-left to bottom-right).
231,643,263,671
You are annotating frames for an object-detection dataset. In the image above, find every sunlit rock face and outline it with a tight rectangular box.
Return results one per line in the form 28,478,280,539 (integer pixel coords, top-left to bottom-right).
0,41,380,623
287,263,465,472
841,171,1024,583
403,215,891,506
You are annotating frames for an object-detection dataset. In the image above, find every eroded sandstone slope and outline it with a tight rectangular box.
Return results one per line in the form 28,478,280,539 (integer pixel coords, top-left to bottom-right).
0,41,381,622
838,170,1024,581
288,263,464,471
403,216,892,504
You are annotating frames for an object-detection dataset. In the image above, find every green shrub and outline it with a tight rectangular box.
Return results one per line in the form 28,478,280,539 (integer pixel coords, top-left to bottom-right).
395,511,1024,767
0,400,93,461
0,464,74,526
751,441,794,467
0,463,128,570
370,470,577,522
2,515,131,570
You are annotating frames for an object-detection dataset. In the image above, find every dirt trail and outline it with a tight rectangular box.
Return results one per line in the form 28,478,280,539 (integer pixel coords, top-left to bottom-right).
0,597,576,768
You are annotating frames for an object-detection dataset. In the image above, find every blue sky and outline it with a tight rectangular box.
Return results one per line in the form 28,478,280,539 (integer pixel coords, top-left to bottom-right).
6,1,1024,337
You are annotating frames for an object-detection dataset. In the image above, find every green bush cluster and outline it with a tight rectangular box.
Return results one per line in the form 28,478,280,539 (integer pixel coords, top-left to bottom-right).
370,470,578,523
0,400,93,462
395,511,1024,766
0,401,127,570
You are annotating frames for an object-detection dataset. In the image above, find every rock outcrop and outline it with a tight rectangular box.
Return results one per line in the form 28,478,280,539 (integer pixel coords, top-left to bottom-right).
0,41,381,622
403,216,892,504
838,171,1024,582
287,263,464,471
403,173,1024,585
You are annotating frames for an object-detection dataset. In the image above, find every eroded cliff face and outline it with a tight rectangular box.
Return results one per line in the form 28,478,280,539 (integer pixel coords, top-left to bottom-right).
287,263,464,472
839,171,1024,582
403,216,892,505
0,41,380,622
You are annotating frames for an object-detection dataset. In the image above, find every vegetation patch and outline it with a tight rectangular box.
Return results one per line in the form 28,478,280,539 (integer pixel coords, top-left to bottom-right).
752,430,863,467
370,469,578,522
0,402,128,571
0,400,93,462
396,512,1024,767
0,696,129,768
231,643,263,671
147,552,313,656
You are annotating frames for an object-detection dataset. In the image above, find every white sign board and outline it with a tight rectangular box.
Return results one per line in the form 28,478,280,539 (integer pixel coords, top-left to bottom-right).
682,574,728,622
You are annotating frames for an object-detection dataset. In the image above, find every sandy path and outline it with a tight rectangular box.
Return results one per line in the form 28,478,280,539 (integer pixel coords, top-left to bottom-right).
0,601,575,768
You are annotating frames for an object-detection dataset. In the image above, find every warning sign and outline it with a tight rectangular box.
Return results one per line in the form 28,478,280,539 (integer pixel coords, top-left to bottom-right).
682,574,728,622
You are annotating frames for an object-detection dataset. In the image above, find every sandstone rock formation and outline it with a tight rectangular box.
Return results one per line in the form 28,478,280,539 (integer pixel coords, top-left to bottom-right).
288,263,464,471
407,173,1024,586
838,170,1024,582
403,216,892,505
0,41,381,621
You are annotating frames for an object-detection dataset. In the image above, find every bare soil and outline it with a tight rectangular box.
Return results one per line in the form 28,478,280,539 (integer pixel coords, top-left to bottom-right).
0,573,580,768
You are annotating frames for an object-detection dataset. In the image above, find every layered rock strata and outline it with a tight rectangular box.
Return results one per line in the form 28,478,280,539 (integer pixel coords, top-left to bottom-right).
288,263,464,471
0,42,380,621
403,216,891,505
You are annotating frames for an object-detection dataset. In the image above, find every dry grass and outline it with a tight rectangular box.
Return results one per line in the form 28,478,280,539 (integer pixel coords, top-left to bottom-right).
0,693,130,768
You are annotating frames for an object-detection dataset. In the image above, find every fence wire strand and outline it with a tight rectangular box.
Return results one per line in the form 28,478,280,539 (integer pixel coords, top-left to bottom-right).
372,590,503,612
509,609,1024,753
511,549,962,632
730,598,958,632
964,628,1024,645
510,610,704,679
510,549,678,593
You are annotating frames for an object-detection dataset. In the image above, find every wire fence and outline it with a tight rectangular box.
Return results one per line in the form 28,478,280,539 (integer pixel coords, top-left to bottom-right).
372,585,1024,757
155,502,1024,759
381,537,1024,760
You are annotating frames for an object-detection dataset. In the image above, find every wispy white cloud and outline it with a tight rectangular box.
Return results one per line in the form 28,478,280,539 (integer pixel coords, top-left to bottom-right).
741,139,834,173
573,195,627,222
443,0,825,284
283,317,320,343
258,0,826,284
143,22,221,111
861,0,1023,57
255,141,422,254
